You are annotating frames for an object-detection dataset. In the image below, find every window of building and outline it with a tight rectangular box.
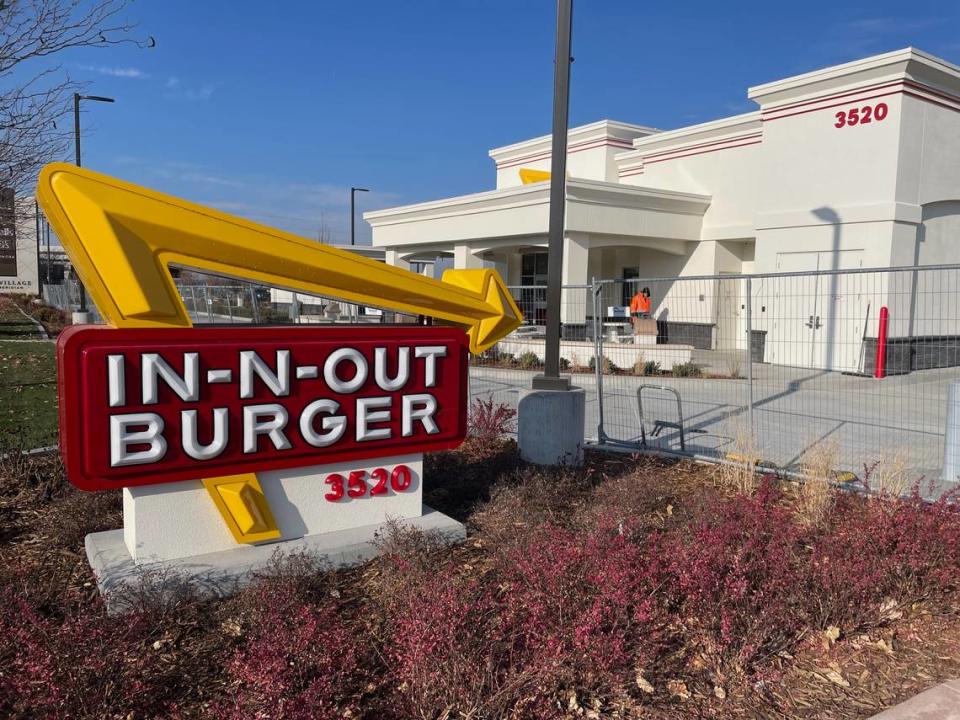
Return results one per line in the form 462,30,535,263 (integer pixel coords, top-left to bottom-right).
622,267,639,307
520,252,548,324
520,252,548,286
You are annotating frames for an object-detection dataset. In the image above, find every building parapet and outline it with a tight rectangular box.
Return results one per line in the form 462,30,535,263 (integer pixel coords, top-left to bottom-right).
616,112,762,176
488,119,658,170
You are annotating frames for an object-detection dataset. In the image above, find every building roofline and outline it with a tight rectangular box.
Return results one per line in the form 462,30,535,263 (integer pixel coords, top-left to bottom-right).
364,177,709,229
487,119,659,164
749,47,960,104
626,111,761,152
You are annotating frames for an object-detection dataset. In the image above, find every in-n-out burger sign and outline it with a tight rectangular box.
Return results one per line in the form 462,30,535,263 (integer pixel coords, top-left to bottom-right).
38,164,521,550
58,325,468,491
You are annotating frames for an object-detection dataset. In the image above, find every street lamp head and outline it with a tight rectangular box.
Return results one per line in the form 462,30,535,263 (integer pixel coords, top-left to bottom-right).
352,187,370,193
79,95,115,103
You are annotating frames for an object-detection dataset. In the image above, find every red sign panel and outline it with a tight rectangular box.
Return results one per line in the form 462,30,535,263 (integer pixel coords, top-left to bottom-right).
58,325,468,491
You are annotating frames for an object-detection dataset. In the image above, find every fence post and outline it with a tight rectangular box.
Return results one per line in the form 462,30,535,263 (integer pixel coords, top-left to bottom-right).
592,278,605,443
203,284,213,323
942,381,960,484
250,286,261,324
745,275,754,434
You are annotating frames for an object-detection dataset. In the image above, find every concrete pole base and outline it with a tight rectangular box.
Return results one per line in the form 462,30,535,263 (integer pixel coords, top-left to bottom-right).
518,386,585,466
71,311,90,325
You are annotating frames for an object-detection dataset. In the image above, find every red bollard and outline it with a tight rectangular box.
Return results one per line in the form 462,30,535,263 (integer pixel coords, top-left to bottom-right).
875,306,889,379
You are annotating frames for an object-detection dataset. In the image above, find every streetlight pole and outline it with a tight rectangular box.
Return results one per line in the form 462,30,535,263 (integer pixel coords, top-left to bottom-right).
350,187,369,246
73,92,114,320
532,0,573,391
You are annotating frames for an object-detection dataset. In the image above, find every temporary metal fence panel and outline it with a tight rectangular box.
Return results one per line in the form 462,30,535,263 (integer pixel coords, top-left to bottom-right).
468,285,595,430
594,275,751,459
749,265,960,483
173,281,410,327
592,265,960,486
47,265,960,484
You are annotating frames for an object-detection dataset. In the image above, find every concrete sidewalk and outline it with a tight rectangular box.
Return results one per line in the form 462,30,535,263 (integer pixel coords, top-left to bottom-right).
469,359,959,491
870,680,960,719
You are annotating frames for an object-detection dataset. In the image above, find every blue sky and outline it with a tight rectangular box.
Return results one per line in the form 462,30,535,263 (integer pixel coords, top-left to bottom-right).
33,0,960,244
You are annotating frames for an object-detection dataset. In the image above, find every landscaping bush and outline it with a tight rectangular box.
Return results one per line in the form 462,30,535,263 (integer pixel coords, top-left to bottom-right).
467,396,517,444
6,426,960,717
634,359,661,376
588,355,617,374
0,596,167,718
671,361,702,377
807,488,960,632
381,561,499,717
496,522,663,693
517,350,541,369
653,478,809,673
217,574,369,720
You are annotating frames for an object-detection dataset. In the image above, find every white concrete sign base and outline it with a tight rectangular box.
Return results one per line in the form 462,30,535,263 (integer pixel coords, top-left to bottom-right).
87,506,464,613
85,452,465,612
124,453,425,563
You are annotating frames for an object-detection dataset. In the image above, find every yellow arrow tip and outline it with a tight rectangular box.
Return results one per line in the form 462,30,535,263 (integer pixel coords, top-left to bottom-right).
441,269,523,353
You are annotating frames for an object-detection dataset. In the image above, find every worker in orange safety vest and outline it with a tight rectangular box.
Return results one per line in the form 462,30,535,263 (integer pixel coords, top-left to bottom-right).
629,286,652,335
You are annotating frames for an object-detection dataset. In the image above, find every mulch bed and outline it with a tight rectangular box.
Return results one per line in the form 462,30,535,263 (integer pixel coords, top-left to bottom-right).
1,441,959,718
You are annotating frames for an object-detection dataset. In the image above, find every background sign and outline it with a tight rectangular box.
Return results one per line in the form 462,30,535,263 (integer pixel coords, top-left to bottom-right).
58,325,468,491
0,188,18,278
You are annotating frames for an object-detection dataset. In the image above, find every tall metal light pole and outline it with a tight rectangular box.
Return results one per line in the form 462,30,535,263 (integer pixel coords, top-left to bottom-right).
532,0,573,391
73,92,114,318
350,187,369,246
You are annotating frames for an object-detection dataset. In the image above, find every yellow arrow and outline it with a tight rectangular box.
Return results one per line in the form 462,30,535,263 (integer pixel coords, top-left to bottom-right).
36,163,522,353
519,167,551,184
38,162,523,546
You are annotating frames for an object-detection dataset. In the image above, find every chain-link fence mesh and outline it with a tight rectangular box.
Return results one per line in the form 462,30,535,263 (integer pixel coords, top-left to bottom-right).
594,266,960,487
42,264,960,483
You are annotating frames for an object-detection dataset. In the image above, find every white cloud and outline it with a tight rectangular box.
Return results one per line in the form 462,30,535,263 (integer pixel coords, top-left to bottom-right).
194,178,399,242
111,157,400,243
79,64,149,79
163,81,216,102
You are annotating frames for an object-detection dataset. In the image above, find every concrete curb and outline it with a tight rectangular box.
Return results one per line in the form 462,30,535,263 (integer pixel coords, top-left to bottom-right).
13,304,49,340
869,680,960,719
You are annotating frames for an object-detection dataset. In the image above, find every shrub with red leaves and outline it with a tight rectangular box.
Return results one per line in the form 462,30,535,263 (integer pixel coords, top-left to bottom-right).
491,521,665,715
467,395,517,443
382,564,500,718
808,490,960,631
654,478,809,673
216,580,369,720
0,592,166,718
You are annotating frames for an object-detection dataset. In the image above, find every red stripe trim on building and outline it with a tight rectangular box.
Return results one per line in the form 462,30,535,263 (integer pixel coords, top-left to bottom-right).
643,138,762,164
903,79,960,107
495,137,635,169
640,132,763,160
762,89,903,121
762,80,960,122
617,168,645,177
761,80,905,115
902,89,960,113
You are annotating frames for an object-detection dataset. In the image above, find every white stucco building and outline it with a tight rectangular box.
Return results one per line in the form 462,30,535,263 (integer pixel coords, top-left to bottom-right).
366,48,960,372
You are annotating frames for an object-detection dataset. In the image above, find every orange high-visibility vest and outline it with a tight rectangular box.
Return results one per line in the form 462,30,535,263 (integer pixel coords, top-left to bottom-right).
630,292,651,314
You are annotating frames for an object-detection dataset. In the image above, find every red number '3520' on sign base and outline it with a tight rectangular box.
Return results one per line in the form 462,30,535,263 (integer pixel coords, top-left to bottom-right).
57,325,469,491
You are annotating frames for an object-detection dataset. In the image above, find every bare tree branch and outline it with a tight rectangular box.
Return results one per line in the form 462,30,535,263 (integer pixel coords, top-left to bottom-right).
0,0,150,197
317,211,333,244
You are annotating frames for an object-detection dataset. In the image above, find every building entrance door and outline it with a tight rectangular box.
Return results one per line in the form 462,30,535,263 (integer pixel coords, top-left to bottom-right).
716,273,745,350
769,250,866,371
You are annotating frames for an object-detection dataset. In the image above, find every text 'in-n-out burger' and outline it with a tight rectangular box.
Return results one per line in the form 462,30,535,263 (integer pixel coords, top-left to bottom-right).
58,325,469,491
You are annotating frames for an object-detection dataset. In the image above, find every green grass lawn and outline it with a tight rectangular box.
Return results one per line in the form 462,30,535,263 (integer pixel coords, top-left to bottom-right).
0,340,57,448
0,297,44,340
